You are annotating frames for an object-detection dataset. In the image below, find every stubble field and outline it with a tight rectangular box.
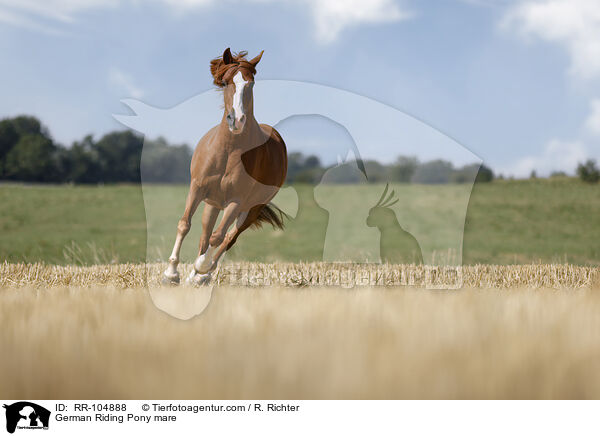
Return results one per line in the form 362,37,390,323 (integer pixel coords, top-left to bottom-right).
1,262,600,399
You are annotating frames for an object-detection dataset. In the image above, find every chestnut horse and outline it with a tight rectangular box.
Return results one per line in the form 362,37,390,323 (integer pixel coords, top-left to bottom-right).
163,48,287,285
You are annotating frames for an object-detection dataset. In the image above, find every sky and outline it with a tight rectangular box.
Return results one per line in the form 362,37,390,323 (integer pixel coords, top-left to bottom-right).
1,0,600,177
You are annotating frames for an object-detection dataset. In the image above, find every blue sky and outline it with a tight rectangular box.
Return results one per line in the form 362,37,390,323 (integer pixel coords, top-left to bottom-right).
1,0,599,176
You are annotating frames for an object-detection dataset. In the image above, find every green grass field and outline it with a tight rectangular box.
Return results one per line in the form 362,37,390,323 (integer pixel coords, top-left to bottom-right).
0,178,598,265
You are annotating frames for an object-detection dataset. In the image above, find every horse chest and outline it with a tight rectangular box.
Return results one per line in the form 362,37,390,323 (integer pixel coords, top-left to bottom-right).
202,155,256,206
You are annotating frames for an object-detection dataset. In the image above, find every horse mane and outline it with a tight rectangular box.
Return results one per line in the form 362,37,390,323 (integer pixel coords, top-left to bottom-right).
210,50,257,87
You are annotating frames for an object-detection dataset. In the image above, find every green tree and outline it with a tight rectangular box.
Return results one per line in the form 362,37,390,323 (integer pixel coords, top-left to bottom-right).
388,156,418,183
451,163,479,183
0,120,18,177
94,131,143,182
141,137,192,183
286,153,324,184
61,135,102,183
450,164,494,183
475,164,494,183
4,134,60,182
364,160,387,183
412,159,454,184
10,115,46,137
577,160,600,183
0,116,52,178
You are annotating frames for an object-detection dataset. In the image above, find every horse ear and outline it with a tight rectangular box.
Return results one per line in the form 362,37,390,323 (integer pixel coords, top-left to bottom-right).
210,48,233,86
222,48,234,65
249,50,264,67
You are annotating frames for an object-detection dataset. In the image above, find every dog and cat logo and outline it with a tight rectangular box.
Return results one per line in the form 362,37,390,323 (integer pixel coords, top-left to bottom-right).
2,402,50,433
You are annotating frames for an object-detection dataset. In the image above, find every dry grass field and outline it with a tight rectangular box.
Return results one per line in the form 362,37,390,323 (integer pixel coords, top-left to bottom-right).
2,262,600,399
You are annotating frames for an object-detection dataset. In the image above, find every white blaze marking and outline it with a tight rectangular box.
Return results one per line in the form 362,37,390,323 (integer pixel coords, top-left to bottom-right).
232,71,247,121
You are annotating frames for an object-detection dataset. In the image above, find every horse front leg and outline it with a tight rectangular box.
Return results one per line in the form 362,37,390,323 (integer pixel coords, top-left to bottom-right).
163,183,204,284
186,203,220,283
207,210,249,272
188,201,242,285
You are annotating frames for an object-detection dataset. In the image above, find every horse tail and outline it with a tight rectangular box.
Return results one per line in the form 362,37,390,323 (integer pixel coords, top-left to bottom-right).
251,203,288,230
225,203,288,251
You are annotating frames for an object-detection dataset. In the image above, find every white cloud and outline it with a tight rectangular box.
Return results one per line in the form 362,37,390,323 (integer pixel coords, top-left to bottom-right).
0,0,411,44
0,0,119,23
502,0,600,79
158,0,216,8
500,1,600,177
504,139,587,177
305,0,412,43
585,98,600,136
0,7,67,34
108,67,144,99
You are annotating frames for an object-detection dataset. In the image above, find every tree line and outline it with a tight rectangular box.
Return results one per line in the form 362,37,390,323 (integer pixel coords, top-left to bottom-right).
0,115,191,184
286,153,494,184
1,115,598,184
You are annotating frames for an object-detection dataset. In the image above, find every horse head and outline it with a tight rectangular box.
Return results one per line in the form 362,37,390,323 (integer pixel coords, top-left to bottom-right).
211,47,264,134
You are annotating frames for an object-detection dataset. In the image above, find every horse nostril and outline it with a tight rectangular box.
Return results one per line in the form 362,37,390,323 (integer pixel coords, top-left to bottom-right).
239,114,246,124
226,113,235,129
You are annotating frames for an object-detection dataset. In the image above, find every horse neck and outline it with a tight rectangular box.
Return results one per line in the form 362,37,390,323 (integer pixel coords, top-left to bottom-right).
218,110,265,150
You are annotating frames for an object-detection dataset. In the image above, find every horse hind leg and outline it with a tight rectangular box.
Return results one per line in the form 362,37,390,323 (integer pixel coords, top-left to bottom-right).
163,183,203,284
211,210,251,264
225,204,264,251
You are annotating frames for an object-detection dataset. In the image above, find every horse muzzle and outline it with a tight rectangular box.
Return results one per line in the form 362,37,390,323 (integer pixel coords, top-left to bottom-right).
227,111,246,133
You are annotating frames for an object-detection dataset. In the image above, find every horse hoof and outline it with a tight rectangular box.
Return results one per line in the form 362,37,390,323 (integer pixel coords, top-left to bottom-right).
162,272,180,285
187,271,212,287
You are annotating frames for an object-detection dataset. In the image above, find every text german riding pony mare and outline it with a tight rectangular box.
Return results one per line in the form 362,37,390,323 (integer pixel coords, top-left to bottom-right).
164,48,287,285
